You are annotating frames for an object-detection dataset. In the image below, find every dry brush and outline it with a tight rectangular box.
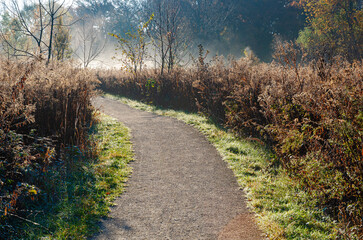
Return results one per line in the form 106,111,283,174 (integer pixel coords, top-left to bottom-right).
97,51,362,238
0,59,98,238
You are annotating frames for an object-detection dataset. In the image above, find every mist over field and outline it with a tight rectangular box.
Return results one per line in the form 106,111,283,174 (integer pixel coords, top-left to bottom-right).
1,0,308,67
69,0,304,65
1,0,361,67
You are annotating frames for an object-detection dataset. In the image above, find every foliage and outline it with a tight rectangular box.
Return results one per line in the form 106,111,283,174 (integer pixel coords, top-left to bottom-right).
296,0,363,61
109,14,154,76
53,15,72,61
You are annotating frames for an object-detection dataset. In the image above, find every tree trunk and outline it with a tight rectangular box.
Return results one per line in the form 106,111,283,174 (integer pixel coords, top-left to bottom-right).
47,15,54,65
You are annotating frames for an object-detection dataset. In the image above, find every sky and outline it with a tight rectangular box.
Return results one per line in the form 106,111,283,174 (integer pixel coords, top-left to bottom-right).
0,0,77,20
2,0,75,9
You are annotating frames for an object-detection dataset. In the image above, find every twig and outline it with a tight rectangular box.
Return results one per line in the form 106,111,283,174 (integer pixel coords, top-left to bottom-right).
8,213,49,231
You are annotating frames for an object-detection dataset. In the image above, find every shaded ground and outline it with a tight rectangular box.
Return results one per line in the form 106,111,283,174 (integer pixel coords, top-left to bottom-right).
92,96,264,240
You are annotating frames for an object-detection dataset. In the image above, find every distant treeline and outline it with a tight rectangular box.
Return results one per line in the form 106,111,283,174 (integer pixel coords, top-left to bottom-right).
1,0,361,63
74,0,306,61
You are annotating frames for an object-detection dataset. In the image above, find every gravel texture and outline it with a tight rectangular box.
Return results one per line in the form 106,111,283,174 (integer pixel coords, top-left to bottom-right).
92,96,264,240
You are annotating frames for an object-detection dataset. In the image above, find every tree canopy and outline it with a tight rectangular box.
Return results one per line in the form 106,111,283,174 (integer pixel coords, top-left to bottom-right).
297,0,362,61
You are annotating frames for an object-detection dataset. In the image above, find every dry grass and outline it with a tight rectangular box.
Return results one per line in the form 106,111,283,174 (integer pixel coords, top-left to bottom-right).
97,67,197,112
97,48,362,238
0,59,98,238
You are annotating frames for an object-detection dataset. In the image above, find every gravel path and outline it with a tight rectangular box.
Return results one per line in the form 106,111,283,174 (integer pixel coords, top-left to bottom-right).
92,96,264,240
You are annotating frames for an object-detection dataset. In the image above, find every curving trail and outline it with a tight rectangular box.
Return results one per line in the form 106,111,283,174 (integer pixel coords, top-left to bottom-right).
92,96,264,240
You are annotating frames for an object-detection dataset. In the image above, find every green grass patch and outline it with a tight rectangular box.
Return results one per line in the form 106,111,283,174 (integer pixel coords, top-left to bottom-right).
104,93,339,240
17,114,133,239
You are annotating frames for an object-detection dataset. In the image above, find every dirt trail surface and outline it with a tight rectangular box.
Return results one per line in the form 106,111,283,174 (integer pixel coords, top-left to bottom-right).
92,96,265,240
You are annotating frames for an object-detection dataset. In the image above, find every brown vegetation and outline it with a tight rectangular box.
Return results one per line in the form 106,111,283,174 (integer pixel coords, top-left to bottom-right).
97,46,363,238
0,59,98,238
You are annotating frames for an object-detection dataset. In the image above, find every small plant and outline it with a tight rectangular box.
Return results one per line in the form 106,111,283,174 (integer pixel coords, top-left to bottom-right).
109,14,154,76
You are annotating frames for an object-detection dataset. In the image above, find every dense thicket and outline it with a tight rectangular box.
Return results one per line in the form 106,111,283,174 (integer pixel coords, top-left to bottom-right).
0,59,98,238
97,47,363,238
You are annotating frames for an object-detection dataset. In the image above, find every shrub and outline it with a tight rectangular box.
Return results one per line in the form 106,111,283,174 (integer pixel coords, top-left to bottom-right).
0,59,98,238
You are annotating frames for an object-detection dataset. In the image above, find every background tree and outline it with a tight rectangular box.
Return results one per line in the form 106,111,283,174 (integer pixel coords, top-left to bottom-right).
74,0,114,32
0,1,47,59
0,0,74,63
0,11,28,59
143,0,190,74
296,0,362,61
53,15,72,61
73,17,106,68
109,0,141,34
184,0,234,44
224,0,305,60
72,0,306,62
74,0,141,35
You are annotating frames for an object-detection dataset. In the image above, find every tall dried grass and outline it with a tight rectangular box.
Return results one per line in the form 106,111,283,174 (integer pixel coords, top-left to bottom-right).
97,68,197,112
97,48,362,238
0,59,98,238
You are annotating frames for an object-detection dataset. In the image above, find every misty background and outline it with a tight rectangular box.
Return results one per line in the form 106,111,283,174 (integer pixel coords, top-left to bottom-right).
0,0,307,68
71,0,305,66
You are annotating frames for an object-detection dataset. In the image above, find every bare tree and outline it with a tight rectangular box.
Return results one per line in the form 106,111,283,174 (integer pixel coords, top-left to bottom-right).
73,18,106,68
1,0,47,58
0,10,28,59
0,0,74,64
144,0,190,74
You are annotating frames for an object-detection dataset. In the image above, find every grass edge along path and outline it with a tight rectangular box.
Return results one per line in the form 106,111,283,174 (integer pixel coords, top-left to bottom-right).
23,114,133,239
104,93,339,240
